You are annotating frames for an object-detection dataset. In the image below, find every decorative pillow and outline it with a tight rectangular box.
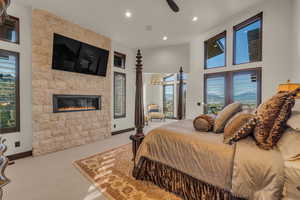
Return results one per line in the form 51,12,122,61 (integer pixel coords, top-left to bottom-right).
193,114,215,132
287,110,300,131
260,95,296,150
227,117,258,144
277,128,300,161
223,113,254,144
193,118,210,132
214,102,242,133
254,92,296,150
253,92,290,149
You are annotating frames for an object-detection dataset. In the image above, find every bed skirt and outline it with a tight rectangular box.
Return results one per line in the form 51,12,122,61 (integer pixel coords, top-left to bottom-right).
133,156,246,200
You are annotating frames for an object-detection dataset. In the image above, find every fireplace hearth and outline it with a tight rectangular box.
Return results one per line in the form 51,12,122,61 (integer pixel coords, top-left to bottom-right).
53,95,101,113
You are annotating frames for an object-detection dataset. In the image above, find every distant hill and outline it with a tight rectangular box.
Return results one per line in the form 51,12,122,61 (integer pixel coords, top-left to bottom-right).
234,92,257,103
208,91,256,103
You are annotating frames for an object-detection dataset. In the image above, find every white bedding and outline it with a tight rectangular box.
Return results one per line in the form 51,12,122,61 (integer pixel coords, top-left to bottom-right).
283,160,300,200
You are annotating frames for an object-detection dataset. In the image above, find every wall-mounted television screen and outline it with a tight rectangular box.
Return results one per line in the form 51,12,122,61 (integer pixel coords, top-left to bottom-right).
52,33,109,77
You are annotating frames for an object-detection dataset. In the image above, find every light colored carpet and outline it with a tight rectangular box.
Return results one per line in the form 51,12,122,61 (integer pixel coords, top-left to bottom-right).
74,144,180,200
5,120,176,200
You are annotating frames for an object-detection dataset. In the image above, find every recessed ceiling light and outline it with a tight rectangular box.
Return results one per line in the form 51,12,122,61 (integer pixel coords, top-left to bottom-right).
192,16,198,22
125,11,132,18
163,36,168,41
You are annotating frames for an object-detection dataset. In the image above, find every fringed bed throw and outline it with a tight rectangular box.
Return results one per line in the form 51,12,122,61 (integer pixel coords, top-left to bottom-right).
133,157,245,200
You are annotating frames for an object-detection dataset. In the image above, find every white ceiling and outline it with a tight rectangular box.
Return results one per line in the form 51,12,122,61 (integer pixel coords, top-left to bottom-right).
16,0,266,48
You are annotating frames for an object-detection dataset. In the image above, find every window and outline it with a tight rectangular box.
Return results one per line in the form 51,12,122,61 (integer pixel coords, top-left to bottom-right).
163,84,174,118
232,70,261,110
204,31,226,69
234,13,263,65
177,73,188,81
0,50,20,133
114,52,126,69
114,72,126,118
204,74,226,114
0,16,19,44
163,74,175,82
204,68,261,113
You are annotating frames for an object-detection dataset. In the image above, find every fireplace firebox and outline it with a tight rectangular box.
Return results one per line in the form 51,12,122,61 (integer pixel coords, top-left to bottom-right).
53,95,101,113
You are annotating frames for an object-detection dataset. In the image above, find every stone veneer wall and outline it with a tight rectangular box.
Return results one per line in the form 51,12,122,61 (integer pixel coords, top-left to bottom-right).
32,9,111,156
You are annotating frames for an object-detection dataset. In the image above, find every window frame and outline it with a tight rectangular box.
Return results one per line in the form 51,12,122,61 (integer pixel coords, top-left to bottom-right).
113,51,126,69
233,12,263,65
0,49,20,134
113,72,126,119
204,31,227,69
0,15,20,44
204,67,262,113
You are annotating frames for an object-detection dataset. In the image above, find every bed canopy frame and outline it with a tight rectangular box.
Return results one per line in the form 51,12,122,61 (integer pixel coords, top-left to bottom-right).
130,49,185,160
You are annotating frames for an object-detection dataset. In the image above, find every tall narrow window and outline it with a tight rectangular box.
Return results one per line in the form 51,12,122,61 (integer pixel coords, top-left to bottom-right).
114,72,126,118
204,74,226,114
163,84,174,118
204,31,226,69
0,50,20,133
0,16,19,44
234,13,263,65
204,68,261,113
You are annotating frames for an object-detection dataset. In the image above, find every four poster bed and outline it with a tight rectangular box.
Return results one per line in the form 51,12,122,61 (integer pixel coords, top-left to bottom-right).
130,50,299,200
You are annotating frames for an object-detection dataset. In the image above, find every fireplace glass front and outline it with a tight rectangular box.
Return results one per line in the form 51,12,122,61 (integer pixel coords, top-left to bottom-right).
53,95,101,113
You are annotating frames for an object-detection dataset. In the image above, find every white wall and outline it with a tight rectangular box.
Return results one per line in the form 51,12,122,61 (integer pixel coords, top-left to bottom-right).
111,42,136,132
186,0,293,119
141,43,190,73
291,0,300,82
0,3,32,156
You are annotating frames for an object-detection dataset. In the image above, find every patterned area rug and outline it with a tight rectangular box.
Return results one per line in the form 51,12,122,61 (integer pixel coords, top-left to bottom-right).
73,144,181,200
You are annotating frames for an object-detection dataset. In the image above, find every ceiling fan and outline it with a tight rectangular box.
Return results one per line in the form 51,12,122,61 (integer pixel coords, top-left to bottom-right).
166,0,180,13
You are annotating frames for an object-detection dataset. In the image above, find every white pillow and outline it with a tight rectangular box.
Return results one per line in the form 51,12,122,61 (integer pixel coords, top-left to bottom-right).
287,111,300,131
277,128,300,161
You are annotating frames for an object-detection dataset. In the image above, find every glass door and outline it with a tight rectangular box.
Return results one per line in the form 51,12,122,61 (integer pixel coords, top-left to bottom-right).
163,84,174,118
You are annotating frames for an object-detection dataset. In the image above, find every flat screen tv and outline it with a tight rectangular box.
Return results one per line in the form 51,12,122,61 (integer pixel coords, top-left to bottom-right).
52,33,109,77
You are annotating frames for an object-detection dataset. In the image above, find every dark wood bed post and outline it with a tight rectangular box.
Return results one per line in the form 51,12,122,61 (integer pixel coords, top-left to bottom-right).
177,66,184,120
130,49,145,161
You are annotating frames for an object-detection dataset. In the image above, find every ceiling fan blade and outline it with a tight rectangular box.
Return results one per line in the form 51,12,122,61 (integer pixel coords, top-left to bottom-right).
166,0,180,12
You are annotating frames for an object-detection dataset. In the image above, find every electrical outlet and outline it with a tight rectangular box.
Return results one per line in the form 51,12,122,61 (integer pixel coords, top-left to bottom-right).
15,141,20,148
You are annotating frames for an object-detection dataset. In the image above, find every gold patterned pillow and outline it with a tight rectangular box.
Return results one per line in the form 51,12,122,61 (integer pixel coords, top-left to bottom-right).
227,117,258,144
193,114,215,132
256,95,296,150
223,113,255,144
253,92,290,148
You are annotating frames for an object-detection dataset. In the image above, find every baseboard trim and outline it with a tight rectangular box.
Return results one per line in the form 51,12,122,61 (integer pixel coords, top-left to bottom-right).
112,127,135,135
7,150,33,161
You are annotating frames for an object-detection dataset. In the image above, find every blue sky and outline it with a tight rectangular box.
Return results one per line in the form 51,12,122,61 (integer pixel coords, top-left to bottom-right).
206,20,261,68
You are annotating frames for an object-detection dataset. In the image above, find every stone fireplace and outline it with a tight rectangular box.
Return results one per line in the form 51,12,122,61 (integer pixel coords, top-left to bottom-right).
32,9,112,156
53,95,101,113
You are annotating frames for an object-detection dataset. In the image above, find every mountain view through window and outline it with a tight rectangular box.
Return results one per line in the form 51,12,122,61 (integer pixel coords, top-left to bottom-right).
0,51,19,132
